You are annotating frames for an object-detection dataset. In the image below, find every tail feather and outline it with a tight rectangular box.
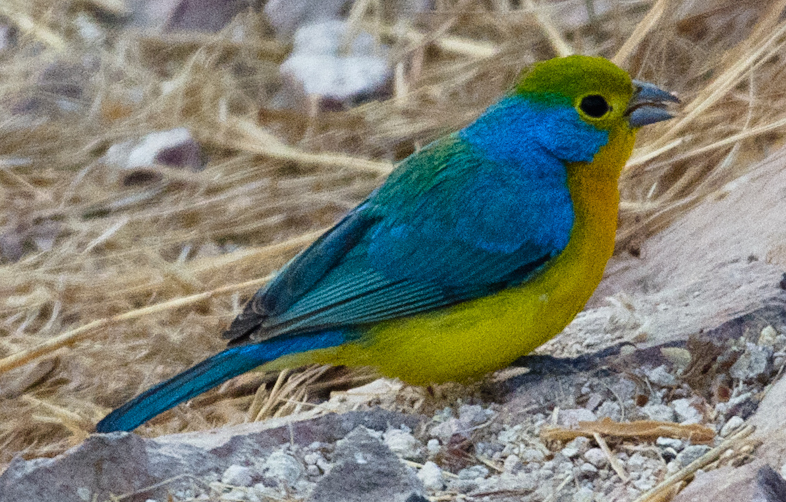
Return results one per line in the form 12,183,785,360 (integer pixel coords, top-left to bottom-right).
96,331,345,433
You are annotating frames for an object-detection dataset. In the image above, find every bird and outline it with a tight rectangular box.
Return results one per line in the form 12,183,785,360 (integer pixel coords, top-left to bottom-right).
96,55,678,433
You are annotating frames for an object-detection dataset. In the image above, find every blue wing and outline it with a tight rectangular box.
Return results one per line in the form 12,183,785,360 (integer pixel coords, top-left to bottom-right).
224,132,578,344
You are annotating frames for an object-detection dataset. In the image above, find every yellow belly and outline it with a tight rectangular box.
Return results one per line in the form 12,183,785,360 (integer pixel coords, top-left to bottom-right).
269,126,636,384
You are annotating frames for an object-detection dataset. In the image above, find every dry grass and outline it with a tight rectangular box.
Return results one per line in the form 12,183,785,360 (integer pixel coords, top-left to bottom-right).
1,0,785,467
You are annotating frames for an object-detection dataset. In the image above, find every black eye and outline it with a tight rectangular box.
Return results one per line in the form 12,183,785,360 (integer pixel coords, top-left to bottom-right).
579,95,610,118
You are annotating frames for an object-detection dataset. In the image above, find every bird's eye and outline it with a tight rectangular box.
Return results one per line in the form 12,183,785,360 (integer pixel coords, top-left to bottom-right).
579,95,610,118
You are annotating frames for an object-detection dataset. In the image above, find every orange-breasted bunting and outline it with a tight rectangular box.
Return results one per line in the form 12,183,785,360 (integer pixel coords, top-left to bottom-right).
97,55,678,433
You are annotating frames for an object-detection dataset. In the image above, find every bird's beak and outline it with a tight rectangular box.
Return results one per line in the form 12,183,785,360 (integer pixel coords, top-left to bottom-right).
626,80,680,128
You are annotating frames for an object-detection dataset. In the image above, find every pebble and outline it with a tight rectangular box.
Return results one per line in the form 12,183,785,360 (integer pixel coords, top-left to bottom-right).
642,403,676,422
595,400,622,421
584,448,608,468
730,343,771,382
558,408,597,428
418,461,444,491
430,418,462,442
383,428,423,460
222,465,254,487
645,365,678,387
458,465,489,480
498,455,519,474
579,462,598,475
520,447,545,463
676,445,712,467
459,404,493,426
671,398,702,424
759,325,778,346
573,486,595,502
263,451,303,487
720,416,745,437
656,437,683,450
426,438,441,456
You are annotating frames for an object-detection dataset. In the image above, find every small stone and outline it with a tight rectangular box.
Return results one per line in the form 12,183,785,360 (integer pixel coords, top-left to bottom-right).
383,428,423,460
642,403,676,422
418,461,444,491
720,416,745,437
222,465,254,487
459,404,492,426
671,398,702,424
584,448,608,468
627,453,648,470
595,401,622,421
645,365,678,387
584,393,604,411
759,325,778,346
430,418,463,443
426,439,441,456
263,451,303,487
503,455,522,472
558,409,597,429
655,437,683,450
307,465,320,476
77,487,91,501
457,465,489,480
561,446,580,458
730,343,772,382
675,445,712,467
520,448,545,463
580,462,598,475
572,486,594,502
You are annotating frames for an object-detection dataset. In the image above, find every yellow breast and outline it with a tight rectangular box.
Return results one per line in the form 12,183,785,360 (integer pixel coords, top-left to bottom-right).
271,125,637,384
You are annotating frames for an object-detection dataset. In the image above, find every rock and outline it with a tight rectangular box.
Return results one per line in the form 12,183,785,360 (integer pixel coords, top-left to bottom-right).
426,439,441,457
557,409,597,429
280,21,391,106
263,451,303,487
573,486,595,502
720,416,745,437
642,403,677,422
222,465,254,486
503,455,522,472
672,462,786,502
417,461,444,491
759,325,778,346
457,465,489,480
383,429,423,461
519,448,545,463
675,445,712,467
0,409,421,502
458,404,493,426
656,437,683,450
646,365,678,387
729,343,772,382
429,418,463,443
584,448,608,468
306,427,424,502
104,128,204,173
672,398,703,424
595,400,622,421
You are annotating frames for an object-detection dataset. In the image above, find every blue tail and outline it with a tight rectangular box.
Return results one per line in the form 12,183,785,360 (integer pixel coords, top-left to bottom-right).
96,331,346,433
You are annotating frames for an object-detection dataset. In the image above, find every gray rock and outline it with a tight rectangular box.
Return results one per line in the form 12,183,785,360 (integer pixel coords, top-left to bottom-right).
676,445,712,467
721,416,745,437
280,21,390,104
646,365,678,387
458,404,493,426
730,343,772,382
519,448,545,463
383,428,423,460
222,464,254,486
0,409,421,502
672,398,703,424
306,427,424,502
263,451,303,487
642,403,677,422
457,465,489,480
503,455,522,472
656,437,683,450
105,128,204,172
417,461,444,491
584,448,608,468
558,409,597,429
